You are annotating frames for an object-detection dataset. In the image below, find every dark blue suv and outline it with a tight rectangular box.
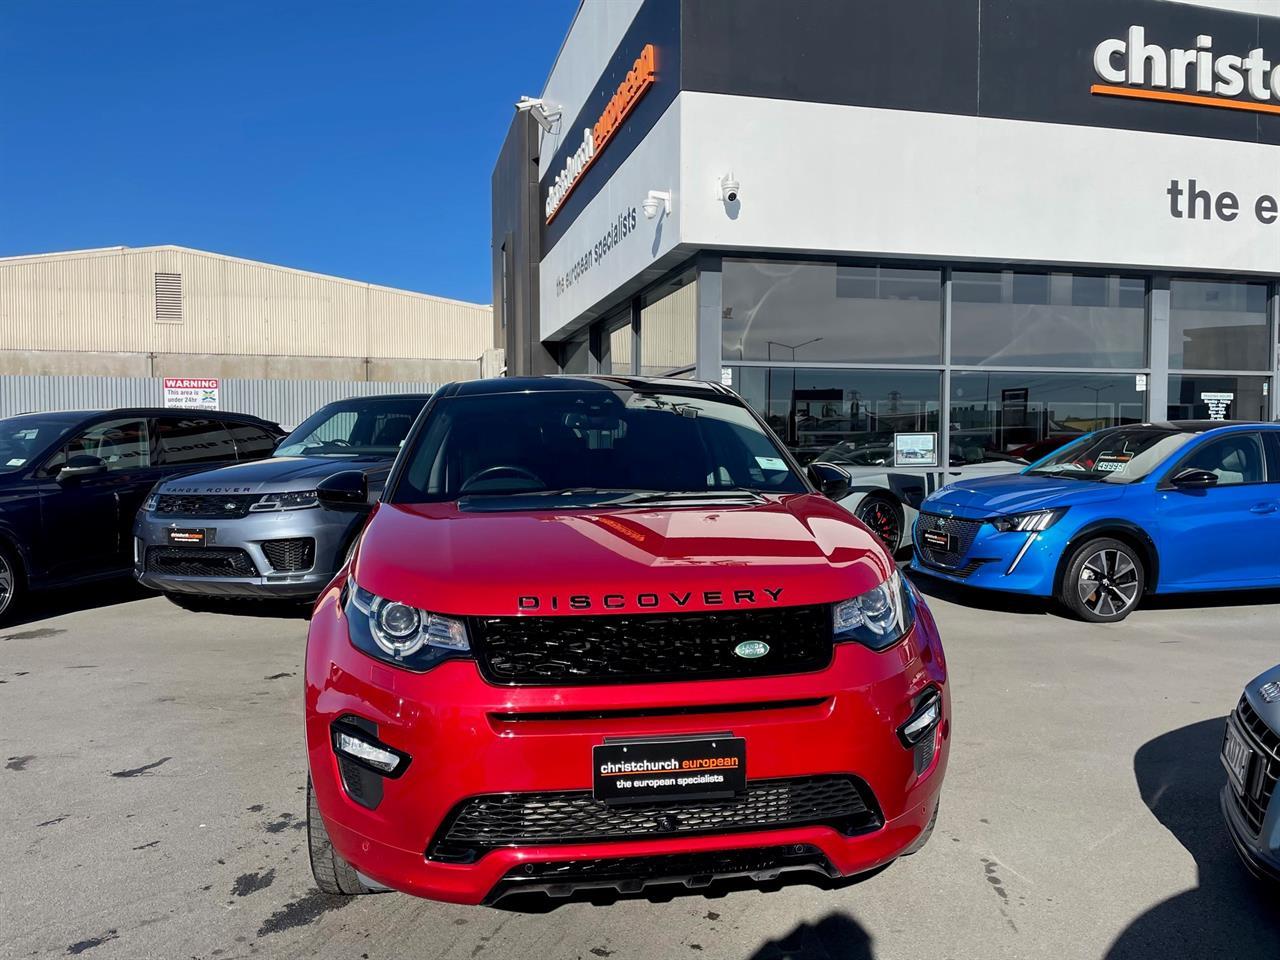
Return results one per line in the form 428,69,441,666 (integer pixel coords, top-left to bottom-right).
0,408,282,622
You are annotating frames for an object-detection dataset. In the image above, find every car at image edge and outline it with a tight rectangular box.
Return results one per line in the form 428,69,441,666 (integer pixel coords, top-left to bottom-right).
304,375,950,905
134,394,431,601
1222,664,1280,884
911,420,1280,622
0,407,283,623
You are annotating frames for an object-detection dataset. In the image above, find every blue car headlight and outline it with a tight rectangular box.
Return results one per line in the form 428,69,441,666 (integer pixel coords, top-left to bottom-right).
989,508,1067,533
345,584,470,671
833,571,915,651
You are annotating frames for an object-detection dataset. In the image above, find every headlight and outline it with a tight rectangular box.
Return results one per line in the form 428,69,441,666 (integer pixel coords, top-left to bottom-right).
143,493,160,512
989,508,1066,533
345,585,470,671
833,571,915,651
250,490,320,512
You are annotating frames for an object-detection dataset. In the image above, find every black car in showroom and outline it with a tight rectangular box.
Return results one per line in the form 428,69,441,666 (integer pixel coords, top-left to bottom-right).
0,408,283,622
134,394,430,602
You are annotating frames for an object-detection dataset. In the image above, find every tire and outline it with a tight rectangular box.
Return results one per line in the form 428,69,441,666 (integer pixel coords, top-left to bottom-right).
901,797,939,856
1058,537,1145,623
0,541,25,626
307,776,373,896
854,494,904,554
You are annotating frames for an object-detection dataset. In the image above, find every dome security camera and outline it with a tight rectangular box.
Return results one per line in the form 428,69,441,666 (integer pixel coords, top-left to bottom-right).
642,190,671,219
718,173,740,203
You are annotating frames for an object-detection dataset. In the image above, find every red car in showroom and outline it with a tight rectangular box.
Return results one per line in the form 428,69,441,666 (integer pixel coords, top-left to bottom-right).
304,376,949,905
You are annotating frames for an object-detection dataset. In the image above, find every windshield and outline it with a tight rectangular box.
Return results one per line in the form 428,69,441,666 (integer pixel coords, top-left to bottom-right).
0,415,76,473
390,387,807,507
275,397,428,458
1025,427,1196,483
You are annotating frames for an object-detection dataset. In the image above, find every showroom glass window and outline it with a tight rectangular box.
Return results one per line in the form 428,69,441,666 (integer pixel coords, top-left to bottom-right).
603,318,633,374
1168,279,1270,371
950,372,1145,465
560,334,590,374
951,270,1146,367
639,273,697,376
729,367,941,465
1167,375,1271,421
721,260,942,364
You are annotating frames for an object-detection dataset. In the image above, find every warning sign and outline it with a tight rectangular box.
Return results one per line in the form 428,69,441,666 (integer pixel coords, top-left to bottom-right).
163,378,220,410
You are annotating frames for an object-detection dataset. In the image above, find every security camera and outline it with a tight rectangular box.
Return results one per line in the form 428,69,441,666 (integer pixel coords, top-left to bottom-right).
718,172,740,203
515,96,561,134
642,190,671,219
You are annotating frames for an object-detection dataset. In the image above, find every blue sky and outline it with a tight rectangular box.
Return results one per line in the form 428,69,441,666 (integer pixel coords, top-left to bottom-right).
0,1,574,304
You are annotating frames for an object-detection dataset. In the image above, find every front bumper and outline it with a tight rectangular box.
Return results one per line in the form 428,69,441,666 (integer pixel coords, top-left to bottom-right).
910,517,1062,597
133,507,358,599
1221,786,1280,883
305,583,950,905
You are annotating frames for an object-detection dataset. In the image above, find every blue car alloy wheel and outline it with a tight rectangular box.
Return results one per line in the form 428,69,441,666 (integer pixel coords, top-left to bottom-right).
911,422,1280,624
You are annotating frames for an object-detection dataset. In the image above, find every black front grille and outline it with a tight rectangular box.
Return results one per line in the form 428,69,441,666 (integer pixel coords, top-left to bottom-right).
484,844,836,903
1231,696,1280,836
145,546,258,578
262,537,315,572
430,776,879,863
914,513,984,569
154,494,258,518
471,605,833,686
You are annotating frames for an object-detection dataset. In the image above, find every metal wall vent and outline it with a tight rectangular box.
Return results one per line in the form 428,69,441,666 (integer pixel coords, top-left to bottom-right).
154,272,183,323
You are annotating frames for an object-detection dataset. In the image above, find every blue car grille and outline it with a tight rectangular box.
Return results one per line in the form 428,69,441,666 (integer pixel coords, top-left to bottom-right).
914,513,983,569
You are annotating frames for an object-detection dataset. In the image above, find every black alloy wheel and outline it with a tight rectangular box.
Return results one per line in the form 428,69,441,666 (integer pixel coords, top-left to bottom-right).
1060,537,1145,623
855,495,904,554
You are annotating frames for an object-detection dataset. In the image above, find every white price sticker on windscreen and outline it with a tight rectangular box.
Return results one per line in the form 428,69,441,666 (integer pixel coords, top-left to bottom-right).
755,456,787,472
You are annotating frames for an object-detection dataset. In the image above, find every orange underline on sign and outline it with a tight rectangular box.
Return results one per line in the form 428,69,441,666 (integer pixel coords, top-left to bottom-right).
1090,83,1280,116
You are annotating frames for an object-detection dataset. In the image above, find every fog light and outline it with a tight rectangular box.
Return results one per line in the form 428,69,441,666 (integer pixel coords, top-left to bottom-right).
331,725,409,777
898,689,942,747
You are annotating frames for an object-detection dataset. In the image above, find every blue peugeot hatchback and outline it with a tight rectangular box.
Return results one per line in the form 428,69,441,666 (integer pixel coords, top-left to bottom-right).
911,421,1280,622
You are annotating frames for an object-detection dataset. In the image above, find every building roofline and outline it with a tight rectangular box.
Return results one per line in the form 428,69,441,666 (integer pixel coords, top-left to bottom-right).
0,244,492,310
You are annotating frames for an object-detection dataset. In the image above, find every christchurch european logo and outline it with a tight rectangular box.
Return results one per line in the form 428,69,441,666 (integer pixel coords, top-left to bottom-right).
544,43,656,224
1093,26,1280,114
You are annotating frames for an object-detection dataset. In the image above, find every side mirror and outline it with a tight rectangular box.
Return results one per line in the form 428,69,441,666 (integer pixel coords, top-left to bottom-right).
57,454,107,481
1171,467,1219,489
317,470,370,510
807,461,851,501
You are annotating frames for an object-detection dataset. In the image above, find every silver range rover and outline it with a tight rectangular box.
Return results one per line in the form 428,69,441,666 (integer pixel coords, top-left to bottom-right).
1221,664,1280,883
133,394,429,600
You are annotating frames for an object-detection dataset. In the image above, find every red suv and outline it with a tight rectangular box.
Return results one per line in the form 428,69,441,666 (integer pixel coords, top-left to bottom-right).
304,377,949,905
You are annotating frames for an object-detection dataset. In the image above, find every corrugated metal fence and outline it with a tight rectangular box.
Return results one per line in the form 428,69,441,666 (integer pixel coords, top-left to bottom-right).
0,376,439,428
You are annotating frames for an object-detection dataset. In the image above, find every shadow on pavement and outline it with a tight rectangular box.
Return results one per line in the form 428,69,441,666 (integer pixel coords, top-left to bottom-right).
165,593,312,620
904,568,1053,617
1140,586,1280,612
5,577,155,628
1105,717,1280,958
746,913,875,960
492,865,890,915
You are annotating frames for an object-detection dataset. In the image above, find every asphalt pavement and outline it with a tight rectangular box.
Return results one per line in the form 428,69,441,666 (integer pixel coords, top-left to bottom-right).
3,576,1278,960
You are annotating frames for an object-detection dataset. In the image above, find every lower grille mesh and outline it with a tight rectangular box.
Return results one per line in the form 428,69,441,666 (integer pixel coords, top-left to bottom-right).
262,537,315,572
145,546,257,578
430,776,880,862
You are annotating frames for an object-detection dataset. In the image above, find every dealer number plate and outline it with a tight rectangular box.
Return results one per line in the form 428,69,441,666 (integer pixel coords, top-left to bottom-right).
922,529,956,552
1222,722,1253,795
592,735,746,805
167,528,207,546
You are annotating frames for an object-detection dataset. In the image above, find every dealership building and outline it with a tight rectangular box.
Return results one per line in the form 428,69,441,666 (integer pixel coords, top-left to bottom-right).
493,0,1280,468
